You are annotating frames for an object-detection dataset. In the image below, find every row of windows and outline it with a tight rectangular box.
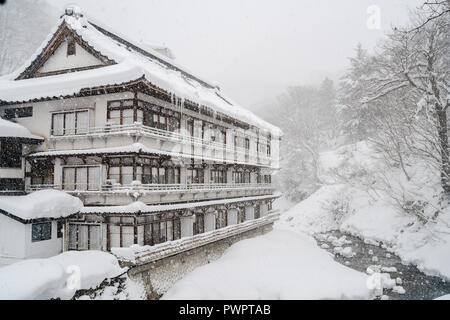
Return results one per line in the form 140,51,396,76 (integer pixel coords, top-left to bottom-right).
108,165,181,185
63,166,100,191
210,169,227,184
52,110,88,136
3,107,33,119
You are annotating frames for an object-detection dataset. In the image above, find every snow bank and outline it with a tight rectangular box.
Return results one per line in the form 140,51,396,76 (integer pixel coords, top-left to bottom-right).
279,140,450,280
162,229,373,300
0,251,126,300
0,117,42,140
0,190,83,220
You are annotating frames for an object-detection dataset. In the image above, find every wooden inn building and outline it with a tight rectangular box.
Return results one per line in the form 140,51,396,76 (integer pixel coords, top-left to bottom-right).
0,7,282,260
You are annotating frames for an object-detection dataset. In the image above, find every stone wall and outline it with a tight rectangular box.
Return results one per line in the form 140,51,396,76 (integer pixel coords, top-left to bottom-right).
127,222,274,299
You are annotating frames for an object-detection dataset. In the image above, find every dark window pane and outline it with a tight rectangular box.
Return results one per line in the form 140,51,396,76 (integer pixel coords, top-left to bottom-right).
32,222,52,242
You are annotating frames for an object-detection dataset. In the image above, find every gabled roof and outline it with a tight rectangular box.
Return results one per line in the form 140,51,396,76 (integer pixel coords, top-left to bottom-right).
0,9,282,136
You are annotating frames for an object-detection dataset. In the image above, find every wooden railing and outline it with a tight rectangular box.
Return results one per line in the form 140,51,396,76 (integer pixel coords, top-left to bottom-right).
26,182,274,193
49,123,272,165
114,210,280,266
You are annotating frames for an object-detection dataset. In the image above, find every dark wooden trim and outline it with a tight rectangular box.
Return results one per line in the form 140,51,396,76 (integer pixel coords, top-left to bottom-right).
0,208,76,224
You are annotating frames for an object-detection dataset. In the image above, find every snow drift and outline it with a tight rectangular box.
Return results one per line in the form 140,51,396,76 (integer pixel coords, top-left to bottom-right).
0,251,126,300
162,229,373,300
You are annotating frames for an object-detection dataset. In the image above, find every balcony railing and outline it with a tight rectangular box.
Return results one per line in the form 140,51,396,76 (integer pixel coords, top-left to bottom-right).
49,123,272,165
26,182,274,193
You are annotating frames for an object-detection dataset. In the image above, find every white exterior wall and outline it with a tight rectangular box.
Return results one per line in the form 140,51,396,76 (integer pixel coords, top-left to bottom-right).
245,206,255,220
259,203,269,217
204,212,216,232
0,215,62,265
24,221,62,259
1,93,131,141
227,208,238,226
0,214,26,264
39,40,104,73
180,216,194,238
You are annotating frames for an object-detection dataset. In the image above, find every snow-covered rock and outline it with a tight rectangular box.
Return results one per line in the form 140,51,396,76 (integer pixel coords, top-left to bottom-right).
392,286,406,294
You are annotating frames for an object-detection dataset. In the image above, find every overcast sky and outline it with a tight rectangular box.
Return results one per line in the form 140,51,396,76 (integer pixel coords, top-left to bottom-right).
46,0,424,111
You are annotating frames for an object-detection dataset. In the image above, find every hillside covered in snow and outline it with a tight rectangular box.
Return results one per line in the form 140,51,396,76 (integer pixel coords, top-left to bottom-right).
279,141,450,280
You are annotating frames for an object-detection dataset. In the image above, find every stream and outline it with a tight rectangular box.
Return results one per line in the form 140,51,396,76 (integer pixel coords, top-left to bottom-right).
315,231,450,300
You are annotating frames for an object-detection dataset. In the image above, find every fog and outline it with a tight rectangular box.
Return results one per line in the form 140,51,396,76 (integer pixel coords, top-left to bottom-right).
47,0,423,111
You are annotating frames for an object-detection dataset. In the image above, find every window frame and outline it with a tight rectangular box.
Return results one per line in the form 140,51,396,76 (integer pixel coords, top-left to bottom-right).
51,109,90,136
32,222,52,242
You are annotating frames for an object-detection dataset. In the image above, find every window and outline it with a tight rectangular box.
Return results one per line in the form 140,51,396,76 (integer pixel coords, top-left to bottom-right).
193,213,204,235
63,166,100,191
187,119,194,136
0,141,22,168
32,222,52,242
57,221,64,238
3,107,33,119
142,102,180,132
264,175,272,184
146,217,181,246
107,100,134,125
52,110,88,136
31,160,54,185
142,166,179,184
187,168,204,184
232,171,250,184
267,143,271,156
216,210,227,229
210,170,227,184
244,138,250,150
67,38,76,56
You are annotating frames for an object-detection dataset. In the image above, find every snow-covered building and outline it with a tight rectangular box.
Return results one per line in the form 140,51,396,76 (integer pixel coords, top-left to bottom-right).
0,7,281,255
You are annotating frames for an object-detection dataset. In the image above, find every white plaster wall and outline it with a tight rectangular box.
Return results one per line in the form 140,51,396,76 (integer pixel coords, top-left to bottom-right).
260,203,268,217
204,212,216,232
245,206,255,220
227,208,238,226
24,221,63,259
180,216,193,238
0,214,26,260
39,40,104,73
0,93,131,141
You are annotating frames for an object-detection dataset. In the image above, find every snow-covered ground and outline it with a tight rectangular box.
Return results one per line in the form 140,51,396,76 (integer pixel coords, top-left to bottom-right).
163,229,373,300
0,251,126,300
278,141,450,280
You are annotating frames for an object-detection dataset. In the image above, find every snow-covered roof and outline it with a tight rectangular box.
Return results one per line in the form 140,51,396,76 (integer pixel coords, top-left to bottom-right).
28,143,278,168
81,194,280,215
0,190,83,222
0,117,43,141
0,8,282,137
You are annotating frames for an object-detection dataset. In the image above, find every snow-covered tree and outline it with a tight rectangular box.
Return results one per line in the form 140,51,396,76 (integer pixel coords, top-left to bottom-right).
272,79,338,201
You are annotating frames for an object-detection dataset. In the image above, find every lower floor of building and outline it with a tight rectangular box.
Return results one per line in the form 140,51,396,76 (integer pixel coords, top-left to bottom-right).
64,198,275,252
